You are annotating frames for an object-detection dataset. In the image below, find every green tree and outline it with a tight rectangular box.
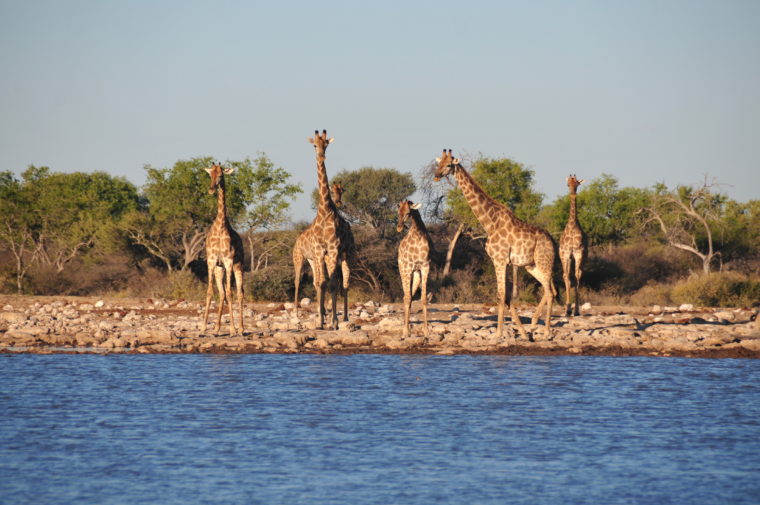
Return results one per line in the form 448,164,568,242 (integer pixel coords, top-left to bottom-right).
124,155,301,272
445,156,544,234
0,166,139,292
312,167,416,237
538,174,651,245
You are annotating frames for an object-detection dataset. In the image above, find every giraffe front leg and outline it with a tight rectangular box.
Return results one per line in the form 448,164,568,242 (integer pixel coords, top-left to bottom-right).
223,264,237,336
213,266,225,335
234,266,244,335
494,262,507,339
574,253,584,316
314,255,326,330
421,264,430,337
400,267,412,338
293,251,303,319
341,259,350,322
561,254,573,317
324,255,340,330
202,260,216,335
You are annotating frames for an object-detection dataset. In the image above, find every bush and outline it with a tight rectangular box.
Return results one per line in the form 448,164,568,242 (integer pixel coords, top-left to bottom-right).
671,272,760,307
629,281,673,307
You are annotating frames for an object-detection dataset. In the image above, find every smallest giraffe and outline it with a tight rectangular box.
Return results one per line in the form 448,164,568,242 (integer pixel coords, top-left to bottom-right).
397,200,431,338
559,174,588,316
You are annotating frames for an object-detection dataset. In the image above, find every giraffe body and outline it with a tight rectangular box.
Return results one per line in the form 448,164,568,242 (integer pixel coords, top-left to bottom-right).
397,201,431,337
559,175,588,316
202,162,245,336
434,150,556,340
293,184,348,318
293,131,354,329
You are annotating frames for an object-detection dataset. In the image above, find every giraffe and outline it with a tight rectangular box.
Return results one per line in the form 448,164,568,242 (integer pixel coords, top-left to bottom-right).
201,161,245,336
292,183,345,317
434,149,556,340
396,200,431,338
559,174,588,316
295,130,353,329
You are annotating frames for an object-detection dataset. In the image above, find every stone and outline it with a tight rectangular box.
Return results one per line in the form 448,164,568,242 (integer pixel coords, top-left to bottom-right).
284,302,295,310
95,300,105,308
678,303,694,312
0,312,27,324
581,302,592,311
652,305,662,313
300,297,311,308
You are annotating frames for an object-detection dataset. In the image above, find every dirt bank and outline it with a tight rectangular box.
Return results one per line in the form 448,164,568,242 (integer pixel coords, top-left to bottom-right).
1,295,758,358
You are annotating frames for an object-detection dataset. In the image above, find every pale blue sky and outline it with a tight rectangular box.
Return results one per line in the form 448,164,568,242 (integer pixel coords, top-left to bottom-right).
1,0,758,223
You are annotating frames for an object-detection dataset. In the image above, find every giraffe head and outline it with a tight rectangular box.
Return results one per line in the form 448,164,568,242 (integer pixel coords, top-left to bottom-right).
397,200,422,232
308,129,334,162
433,149,459,181
205,161,235,195
331,183,345,208
566,174,584,195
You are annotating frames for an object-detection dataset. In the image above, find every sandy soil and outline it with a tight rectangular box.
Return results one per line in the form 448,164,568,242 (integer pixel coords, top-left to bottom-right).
1,295,758,358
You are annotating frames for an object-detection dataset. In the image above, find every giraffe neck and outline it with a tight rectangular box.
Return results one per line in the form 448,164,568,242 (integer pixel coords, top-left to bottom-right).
409,209,429,237
453,164,511,234
568,194,578,226
316,158,335,217
215,179,228,224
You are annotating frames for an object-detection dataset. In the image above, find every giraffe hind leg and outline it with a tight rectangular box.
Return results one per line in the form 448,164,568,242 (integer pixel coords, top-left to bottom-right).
234,265,244,334
213,266,225,335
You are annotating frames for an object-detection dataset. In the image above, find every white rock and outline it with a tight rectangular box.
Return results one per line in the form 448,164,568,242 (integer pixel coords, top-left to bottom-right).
652,305,662,313
284,302,295,310
678,303,694,312
364,301,377,308
300,297,311,308
95,300,105,308
581,302,592,311
2,304,13,311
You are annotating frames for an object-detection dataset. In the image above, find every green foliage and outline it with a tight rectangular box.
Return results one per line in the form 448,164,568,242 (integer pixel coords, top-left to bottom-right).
445,156,544,232
233,154,302,231
312,167,416,236
538,174,651,244
671,272,760,307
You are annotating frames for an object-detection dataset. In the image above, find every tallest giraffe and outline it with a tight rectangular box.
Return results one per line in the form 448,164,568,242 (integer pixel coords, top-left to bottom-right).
303,130,353,329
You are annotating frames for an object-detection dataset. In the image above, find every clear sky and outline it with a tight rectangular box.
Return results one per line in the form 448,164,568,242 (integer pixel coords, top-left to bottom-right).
1,0,758,223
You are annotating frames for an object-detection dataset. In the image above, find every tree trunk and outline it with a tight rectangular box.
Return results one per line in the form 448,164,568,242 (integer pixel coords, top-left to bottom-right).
442,223,464,278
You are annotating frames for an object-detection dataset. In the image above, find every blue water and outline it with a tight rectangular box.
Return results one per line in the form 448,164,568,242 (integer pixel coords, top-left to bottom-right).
1,355,759,505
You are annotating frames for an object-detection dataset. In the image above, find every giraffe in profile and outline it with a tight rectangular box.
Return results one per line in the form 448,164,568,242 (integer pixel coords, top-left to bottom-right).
559,174,588,316
293,183,346,317
434,149,556,340
396,200,431,337
292,130,354,329
201,161,245,336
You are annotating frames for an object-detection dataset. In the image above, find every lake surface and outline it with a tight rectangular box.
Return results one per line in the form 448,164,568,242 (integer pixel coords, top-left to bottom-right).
1,354,759,505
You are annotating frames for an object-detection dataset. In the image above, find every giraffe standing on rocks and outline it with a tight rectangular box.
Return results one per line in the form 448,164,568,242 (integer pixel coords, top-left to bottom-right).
397,200,431,337
293,183,345,317
434,149,556,340
294,130,354,329
559,174,588,316
202,162,245,336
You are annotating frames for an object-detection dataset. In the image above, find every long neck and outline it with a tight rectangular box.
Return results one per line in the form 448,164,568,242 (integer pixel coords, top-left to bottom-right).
215,180,227,222
316,157,334,216
453,165,509,234
567,193,577,225
410,209,429,237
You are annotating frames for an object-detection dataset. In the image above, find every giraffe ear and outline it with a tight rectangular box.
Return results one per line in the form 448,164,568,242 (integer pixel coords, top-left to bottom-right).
328,137,335,144
578,179,584,184
223,167,235,175
204,166,213,174
411,203,422,210
452,158,460,164
435,157,442,163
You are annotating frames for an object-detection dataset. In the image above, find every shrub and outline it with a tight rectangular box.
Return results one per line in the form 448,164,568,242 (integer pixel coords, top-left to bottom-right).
671,272,760,307
629,281,673,307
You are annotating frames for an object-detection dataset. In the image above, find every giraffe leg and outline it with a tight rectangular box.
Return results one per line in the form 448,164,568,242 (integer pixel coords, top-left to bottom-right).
420,263,430,337
574,251,584,316
213,266,225,335
223,262,237,336
202,260,216,335
511,264,519,301
325,256,340,330
293,250,303,319
314,254,326,329
506,266,530,341
400,267,412,338
526,265,554,340
561,252,573,316
494,261,508,339
341,259,350,322
234,265,244,334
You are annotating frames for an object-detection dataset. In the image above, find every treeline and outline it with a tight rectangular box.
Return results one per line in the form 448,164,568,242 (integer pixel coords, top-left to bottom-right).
1,155,759,307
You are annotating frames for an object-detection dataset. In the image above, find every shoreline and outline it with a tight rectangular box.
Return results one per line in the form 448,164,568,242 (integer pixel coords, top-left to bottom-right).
1,295,759,359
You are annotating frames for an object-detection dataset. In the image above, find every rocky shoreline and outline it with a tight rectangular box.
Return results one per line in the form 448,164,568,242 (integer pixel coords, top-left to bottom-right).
1,295,758,358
